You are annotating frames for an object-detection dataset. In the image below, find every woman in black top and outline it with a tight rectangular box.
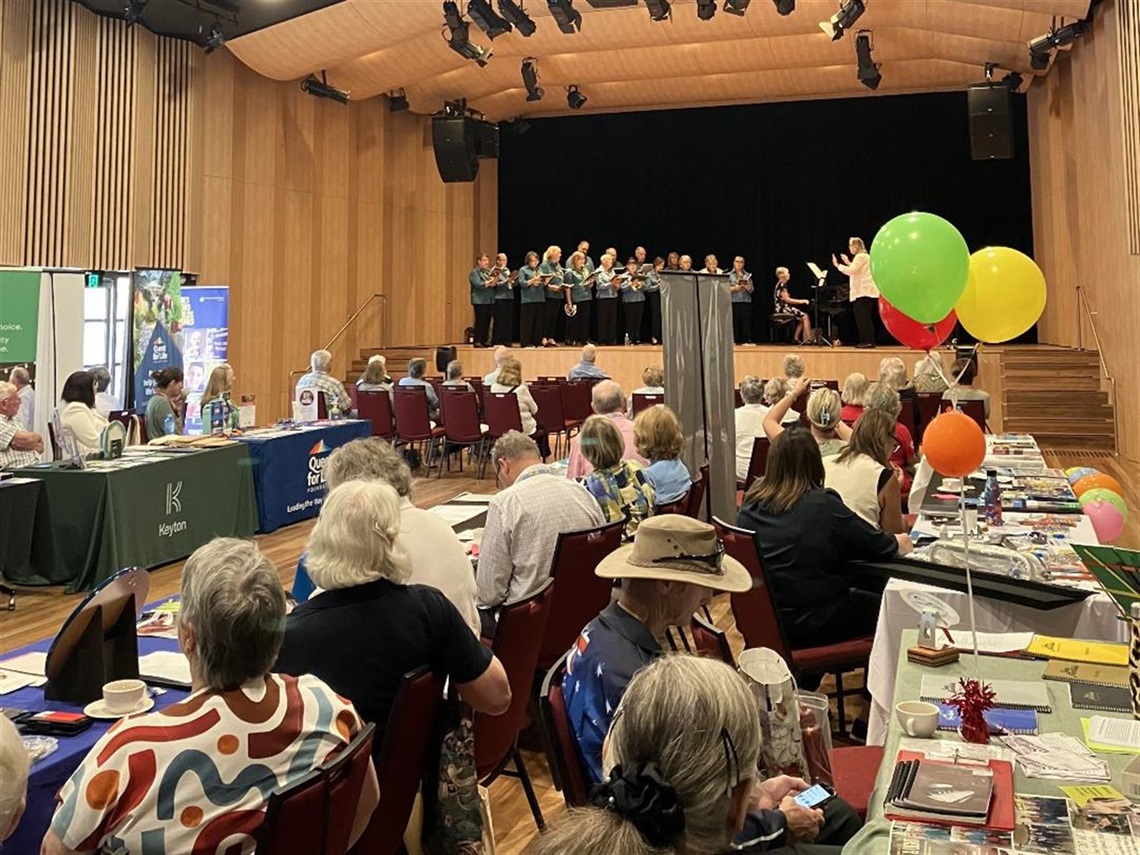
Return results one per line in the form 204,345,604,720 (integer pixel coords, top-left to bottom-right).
736,428,912,648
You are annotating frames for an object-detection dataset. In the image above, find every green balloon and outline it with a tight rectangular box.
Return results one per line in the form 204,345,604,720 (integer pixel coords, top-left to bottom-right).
870,212,971,324
1078,488,1128,518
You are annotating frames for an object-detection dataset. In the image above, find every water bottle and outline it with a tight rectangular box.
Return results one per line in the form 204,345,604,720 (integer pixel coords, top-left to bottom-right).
163,413,176,436
982,469,1003,527
624,332,631,346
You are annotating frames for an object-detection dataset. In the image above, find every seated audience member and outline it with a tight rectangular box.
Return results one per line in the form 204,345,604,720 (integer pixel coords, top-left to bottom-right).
399,357,440,422
763,378,850,457
913,351,949,393
483,345,510,386
943,357,991,419
91,366,117,418
491,356,550,458
477,432,604,621
782,353,805,382
839,372,869,423
356,356,394,398
290,439,480,631
443,358,475,392
735,375,769,481
58,370,109,454
568,343,611,381
276,481,510,748
738,429,912,648
10,367,33,429
879,356,915,404
579,415,656,537
144,367,184,439
634,405,691,504
43,538,379,855
296,349,351,416
865,382,916,494
200,363,239,430
628,365,665,413
567,380,649,478
0,381,43,468
763,377,800,426
0,714,28,842
824,410,905,533
358,354,392,384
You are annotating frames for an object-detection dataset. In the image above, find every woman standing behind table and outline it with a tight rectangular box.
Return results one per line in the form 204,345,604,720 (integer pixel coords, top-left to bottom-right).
145,367,184,439
518,251,545,348
199,363,240,431
593,253,620,345
540,245,566,347
832,237,878,348
564,251,592,346
645,256,665,344
824,409,906,534
59,370,109,453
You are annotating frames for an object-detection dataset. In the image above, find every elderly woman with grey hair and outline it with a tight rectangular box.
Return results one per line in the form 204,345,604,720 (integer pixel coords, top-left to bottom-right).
398,357,439,421
443,358,475,392
782,353,806,381
734,375,769,481
276,480,511,752
865,382,917,495
879,356,915,405
42,539,378,855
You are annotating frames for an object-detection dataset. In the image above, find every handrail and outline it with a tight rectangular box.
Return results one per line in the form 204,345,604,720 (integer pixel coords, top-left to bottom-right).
287,293,387,388
1075,284,1119,456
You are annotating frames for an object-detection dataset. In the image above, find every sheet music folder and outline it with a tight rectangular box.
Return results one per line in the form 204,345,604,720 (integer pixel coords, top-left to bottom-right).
807,262,828,281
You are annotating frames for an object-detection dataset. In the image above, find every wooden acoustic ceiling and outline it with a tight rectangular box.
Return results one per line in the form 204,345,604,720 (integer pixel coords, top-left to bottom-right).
225,0,1093,119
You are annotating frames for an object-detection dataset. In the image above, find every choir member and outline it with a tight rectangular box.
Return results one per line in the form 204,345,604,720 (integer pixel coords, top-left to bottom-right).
666,251,680,270
540,245,566,347
679,254,693,271
491,252,514,346
702,254,723,274
469,253,494,347
593,253,620,345
646,256,665,345
619,257,646,345
728,255,754,345
518,251,545,348
577,240,595,273
564,251,593,346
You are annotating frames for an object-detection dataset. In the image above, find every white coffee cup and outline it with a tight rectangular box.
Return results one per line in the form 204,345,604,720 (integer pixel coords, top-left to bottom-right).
103,678,146,714
896,700,940,738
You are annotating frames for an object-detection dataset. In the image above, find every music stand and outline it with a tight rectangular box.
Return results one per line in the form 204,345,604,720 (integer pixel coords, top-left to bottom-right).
43,566,149,704
801,263,832,347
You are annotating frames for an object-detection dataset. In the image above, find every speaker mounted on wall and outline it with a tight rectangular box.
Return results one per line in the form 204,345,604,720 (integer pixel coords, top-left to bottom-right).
432,115,479,183
967,85,1013,161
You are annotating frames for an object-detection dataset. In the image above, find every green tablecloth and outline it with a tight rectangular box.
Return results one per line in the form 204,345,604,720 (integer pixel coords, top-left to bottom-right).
12,445,257,592
842,630,1139,853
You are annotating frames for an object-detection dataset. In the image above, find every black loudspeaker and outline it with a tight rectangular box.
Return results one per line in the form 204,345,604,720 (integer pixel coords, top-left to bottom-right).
432,115,479,183
436,346,457,373
967,85,1012,160
473,120,499,159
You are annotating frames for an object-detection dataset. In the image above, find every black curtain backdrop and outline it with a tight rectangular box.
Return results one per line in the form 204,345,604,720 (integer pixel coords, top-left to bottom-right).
497,90,1034,343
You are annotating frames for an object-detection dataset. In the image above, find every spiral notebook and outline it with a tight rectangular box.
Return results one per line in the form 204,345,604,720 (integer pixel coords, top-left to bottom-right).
1068,682,1132,714
936,704,1039,735
920,677,1052,712
1042,660,1130,689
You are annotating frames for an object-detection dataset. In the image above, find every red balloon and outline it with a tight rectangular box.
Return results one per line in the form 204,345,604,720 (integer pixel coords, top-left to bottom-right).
923,410,986,478
879,297,957,350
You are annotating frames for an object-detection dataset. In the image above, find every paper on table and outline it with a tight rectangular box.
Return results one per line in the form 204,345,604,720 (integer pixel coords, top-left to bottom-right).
0,651,47,676
0,669,45,694
446,492,494,505
139,651,192,687
940,631,1034,654
1087,716,1140,752
427,504,486,528
1058,784,1128,806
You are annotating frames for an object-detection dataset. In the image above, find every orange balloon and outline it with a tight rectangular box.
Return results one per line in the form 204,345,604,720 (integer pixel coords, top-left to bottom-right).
923,410,986,478
1073,472,1124,498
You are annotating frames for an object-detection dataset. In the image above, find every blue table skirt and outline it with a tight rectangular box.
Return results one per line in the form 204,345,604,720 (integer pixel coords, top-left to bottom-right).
237,420,372,532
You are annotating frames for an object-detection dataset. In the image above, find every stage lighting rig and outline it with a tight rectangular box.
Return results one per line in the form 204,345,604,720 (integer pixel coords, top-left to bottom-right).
854,30,881,90
769,0,795,15
301,73,349,103
202,21,225,54
1028,18,1089,70
566,84,587,109
124,0,146,27
388,89,409,111
444,1,493,65
498,0,537,36
646,0,671,21
548,0,583,33
522,58,545,101
468,0,512,38
697,0,716,19
723,0,750,15
820,0,864,41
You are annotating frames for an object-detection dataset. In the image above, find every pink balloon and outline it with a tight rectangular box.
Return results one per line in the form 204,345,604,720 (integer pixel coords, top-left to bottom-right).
1083,500,1126,543
879,298,957,350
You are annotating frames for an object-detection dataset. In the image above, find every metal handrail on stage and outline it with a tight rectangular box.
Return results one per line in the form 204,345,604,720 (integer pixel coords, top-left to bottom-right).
1075,284,1119,456
285,293,388,407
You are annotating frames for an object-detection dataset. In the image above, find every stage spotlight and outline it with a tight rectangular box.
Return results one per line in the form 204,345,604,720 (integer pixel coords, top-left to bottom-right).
1028,19,1089,70
769,0,795,15
854,30,881,90
999,71,1024,91
301,74,349,104
566,84,587,109
521,58,545,101
123,0,146,27
467,0,512,38
498,0,536,36
388,89,409,111
646,0,671,21
697,0,716,19
1049,19,1089,48
444,1,493,65
202,21,225,54
723,0,751,15
548,0,582,33
819,0,864,41
1028,34,1052,70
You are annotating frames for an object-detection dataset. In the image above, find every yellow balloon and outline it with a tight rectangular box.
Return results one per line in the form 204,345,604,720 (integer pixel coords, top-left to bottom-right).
956,247,1047,343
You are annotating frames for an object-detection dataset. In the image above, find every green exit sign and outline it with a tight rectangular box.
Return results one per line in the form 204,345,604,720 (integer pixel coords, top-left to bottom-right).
85,273,101,288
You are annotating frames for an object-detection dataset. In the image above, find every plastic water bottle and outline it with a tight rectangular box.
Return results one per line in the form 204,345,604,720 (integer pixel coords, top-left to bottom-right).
624,332,631,346
163,413,176,436
981,469,1003,527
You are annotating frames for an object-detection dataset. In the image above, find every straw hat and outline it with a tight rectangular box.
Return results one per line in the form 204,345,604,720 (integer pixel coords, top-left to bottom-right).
595,514,752,593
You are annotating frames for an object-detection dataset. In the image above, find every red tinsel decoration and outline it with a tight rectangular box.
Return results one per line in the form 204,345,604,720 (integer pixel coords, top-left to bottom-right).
946,678,997,744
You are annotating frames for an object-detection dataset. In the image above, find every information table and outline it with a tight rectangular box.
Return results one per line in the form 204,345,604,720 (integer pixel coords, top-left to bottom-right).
0,477,65,586
235,420,371,532
13,444,257,592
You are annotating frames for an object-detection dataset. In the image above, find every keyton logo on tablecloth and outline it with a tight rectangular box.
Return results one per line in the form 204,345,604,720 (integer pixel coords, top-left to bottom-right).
166,481,183,514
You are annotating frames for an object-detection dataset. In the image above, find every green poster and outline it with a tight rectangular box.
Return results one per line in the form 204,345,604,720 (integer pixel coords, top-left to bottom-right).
0,270,41,362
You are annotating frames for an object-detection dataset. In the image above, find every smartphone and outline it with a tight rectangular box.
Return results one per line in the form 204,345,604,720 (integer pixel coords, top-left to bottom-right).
793,783,836,810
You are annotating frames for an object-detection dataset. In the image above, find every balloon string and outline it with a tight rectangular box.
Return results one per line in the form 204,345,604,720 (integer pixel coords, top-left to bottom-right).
929,343,980,408
959,480,982,675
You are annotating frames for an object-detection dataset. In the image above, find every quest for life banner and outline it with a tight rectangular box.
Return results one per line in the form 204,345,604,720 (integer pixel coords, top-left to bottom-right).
0,270,41,363
132,269,183,408
180,287,230,434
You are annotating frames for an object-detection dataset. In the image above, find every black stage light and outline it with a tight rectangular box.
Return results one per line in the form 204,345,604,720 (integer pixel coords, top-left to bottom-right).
444,1,493,65
1000,71,1023,91
1049,19,1089,48
697,0,716,19
498,0,537,35
855,30,881,90
646,0,671,20
723,0,751,15
566,84,587,109
770,0,795,15
820,0,864,40
1028,33,1052,70
467,0,512,38
388,89,409,111
301,75,349,103
521,58,545,101
548,0,582,33
124,0,146,27
202,21,225,54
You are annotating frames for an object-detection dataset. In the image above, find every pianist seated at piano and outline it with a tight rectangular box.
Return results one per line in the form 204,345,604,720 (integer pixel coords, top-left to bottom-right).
773,266,811,343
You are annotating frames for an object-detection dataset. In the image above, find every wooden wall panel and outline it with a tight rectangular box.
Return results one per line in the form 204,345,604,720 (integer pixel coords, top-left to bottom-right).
1120,0,1140,255
1029,0,1140,463
0,0,31,265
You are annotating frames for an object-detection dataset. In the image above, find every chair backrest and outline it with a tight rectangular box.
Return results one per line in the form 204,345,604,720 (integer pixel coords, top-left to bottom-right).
689,613,735,665
46,422,61,460
898,396,917,441
561,381,593,425
537,519,625,671
744,436,770,491
529,383,565,431
108,409,132,430
539,652,592,808
356,391,394,440
631,393,664,415
733,389,743,408
956,398,986,432
316,390,329,421
685,463,709,519
538,376,565,385
441,390,483,443
655,494,688,516
427,376,445,402
347,384,359,413
466,379,485,416
711,517,792,659
822,379,840,391
323,723,377,855
392,386,433,442
475,583,554,779
351,668,445,855
914,393,943,443
483,391,524,439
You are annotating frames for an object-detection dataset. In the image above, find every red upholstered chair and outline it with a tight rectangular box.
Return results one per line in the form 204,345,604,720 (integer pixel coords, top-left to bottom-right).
356,390,395,440
537,376,565,385
475,583,555,831
956,398,987,432
830,745,884,820
483,391,525,442
655,495,689,516
539,652,592,808
822,379,839,391
712,517,872,738
316,391,329,421
631,392,664,415
349,668,445,855
734,389,744,408
914,393,943,443
438,390,489,478
258,722,376,855
685,463,708,519
347,384,359,413
689,613,735,665
743,436,770,492
898,397,917,441
530,383,570,458
560,381,593,431
537,519,625,672
393,386,445,473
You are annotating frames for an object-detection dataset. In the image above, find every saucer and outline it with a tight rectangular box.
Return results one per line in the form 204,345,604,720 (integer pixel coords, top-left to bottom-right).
84,696,155,720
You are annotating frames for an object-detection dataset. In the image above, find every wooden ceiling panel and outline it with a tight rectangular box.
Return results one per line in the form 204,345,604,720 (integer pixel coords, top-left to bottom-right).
929,0,1025,42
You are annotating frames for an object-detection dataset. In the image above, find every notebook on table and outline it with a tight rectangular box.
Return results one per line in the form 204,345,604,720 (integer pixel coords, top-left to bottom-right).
1068,682,1132,714
936,704,1038,735
884,751,1014,831
1025,635,1129,666
920,677,1052,712
1042,660,1130,689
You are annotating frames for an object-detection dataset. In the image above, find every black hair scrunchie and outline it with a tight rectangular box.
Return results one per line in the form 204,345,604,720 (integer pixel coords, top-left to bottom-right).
589,762,686,848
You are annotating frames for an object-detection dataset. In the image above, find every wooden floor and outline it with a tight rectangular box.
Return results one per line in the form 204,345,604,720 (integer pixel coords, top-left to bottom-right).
1,451,1136,854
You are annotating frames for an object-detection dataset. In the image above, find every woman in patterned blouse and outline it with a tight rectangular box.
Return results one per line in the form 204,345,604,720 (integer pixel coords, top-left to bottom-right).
578,414,656,539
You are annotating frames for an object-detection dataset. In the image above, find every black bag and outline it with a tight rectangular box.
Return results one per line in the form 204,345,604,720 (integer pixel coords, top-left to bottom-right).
436,345,458,373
